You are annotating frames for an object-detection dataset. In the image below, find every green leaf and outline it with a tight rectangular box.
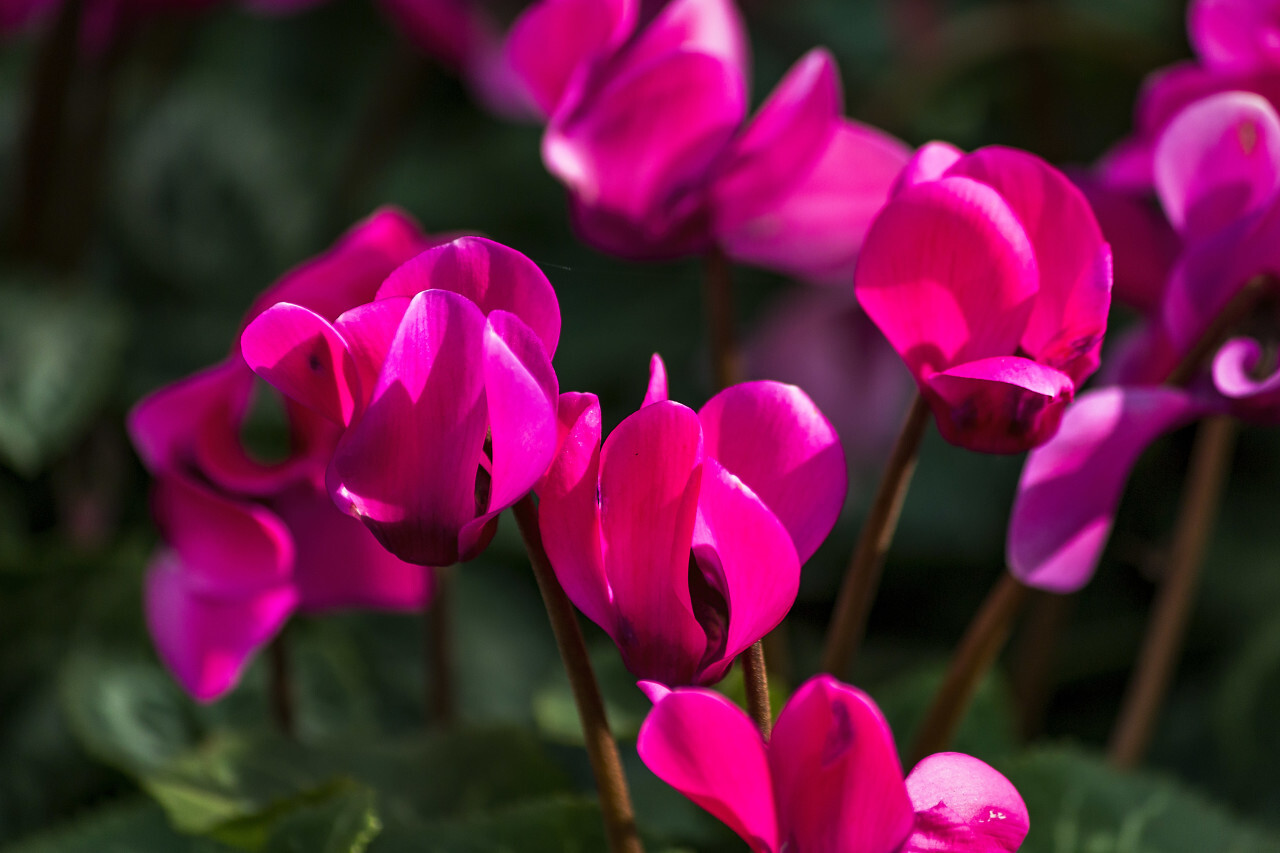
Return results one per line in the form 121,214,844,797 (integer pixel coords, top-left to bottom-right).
1000,746,1280,853
0,801,236,853
0,281,126,476
532,645,649,744
378,796,606,853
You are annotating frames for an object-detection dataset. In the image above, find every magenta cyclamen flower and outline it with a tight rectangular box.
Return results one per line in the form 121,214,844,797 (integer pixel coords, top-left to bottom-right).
504,0,909,280
854,143,1113,454
128,209,437,701
242,236,561,568
638,675,1029,853
537,355,845,686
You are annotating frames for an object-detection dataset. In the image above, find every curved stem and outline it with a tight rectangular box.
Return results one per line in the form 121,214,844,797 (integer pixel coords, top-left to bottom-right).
821,393,931,677
513,496,643,853
909,573,1029,765
1108,415,1236,769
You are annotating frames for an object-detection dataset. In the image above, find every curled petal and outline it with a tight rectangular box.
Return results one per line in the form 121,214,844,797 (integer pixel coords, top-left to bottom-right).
145,551,297,703
330,290,489,567
1213,336,1280,423
1008,387,1216,592
947,147,1112,385
718,120,911,286
691,458,799,672
377,237,561,357
505,0,637,116
712,48,841,234
637,686,778,853
770,676,914,853
245,207,434,325
539,392,614,635
855,176,1039,376
698,381,846,562
276,486,433,613
923,356,1074,454
1154,92,1280,239
241,303,360,426
893,140,964,195
903,753,1030,853
599,401,707,684
152,476,294,597
643,353,670,407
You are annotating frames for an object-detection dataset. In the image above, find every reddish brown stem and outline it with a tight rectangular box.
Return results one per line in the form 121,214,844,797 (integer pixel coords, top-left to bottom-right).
821,393,931,677
741,640,772,740
513,496,643,853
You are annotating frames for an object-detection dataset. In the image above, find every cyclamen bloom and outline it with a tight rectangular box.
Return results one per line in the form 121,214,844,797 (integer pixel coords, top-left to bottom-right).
128,209,437,701
639,675,1029,853
242,236,560,568
537,355,845,685
505,0,910,280
854,143,1113,453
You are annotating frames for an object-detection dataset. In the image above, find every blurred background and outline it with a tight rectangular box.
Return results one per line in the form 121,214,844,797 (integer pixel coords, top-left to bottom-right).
5,0,1280,850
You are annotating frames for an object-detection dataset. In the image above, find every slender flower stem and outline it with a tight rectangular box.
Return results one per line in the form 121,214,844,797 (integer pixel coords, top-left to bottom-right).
908,573,1029,765
1108,415,1236,769
1010,590,1075,739
740,641,772,740
1165,276,1271,386
268,633,296,738
426,567,456,726
821,392,931,677
513,496,643,853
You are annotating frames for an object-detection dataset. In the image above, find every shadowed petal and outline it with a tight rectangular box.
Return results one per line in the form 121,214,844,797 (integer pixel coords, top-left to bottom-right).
1154,92,1280,239
947,147,1112,384
330,290,489,567
698,381,846,562
637,686,778,852
599,401,707,683
241,303,361,426
1008,387,1216,592
904,753,1030,853
923,356,1074,454
620,0,748,83
718,120,911,286
538,392,615,635
691,458,799,671
145,551,296,703
1074,174,1179,315
333,296,413,410
770,676,914,853
855,176,1039,376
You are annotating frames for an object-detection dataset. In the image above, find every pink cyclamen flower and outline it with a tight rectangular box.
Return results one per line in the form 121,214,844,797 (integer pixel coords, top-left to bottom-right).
242,235,561,568
537,355,846,686
638,675,1029,853
504,0,909,277
128,208,437,701
854,143,1113,454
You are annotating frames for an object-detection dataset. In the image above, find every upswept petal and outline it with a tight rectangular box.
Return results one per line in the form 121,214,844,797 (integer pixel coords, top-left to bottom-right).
244,207,434,325
598,401,707,684
903,753,1030,853
946,147,1112,385
618,0,748,84
892,140,964,195
241,303,361,426
145,551,297,703
711,48,841,235
329,290,489,567
691,458,799,668
1213,336,1280,423
643,353,670,407
718,119,911,286
505,0,637,117
698,381,846,562
276,486,433,613
152,476,294,597
1008,387,1216,592
855,176,1039,376
538,392,614,635
376,237,561,356
456,311,560,558
543,51,746,234
637,686,778,853
1154,92,1280,239
769,676,914,853
923,356,1074,455
333,296,413,410
1189,0,1280,71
